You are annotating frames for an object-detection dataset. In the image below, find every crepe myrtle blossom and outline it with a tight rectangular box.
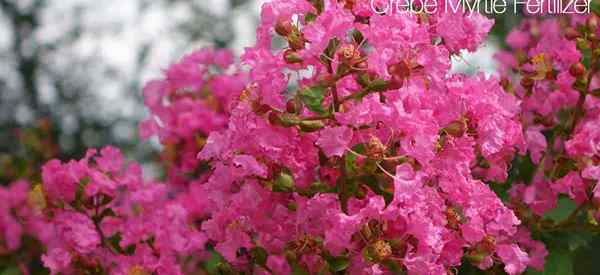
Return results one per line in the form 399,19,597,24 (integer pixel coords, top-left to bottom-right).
2,0,600,274
139,48,248,185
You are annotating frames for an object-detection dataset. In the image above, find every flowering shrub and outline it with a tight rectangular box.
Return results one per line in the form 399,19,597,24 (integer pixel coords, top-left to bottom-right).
2,0,600,274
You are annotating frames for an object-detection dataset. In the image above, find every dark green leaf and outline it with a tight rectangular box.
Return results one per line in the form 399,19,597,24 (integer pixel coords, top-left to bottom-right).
591,1,600,17
323,254,350,272
544,197,577,223
573,236,600,275
250,246,268,266
381,259,405,275
360,175,393,206
351,29,365,45
320,38,340,68
305,12,317,23
99,208,116,219
309,0,324,14
526,247,573,275
367,79,389,92
300,85,327,114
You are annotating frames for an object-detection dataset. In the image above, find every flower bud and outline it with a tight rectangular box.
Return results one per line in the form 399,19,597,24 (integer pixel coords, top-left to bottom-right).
576,37,591,50
354,60,368,71
587,16,598,33
500,77,511,91
569,62,585,77
443,120,466,138
340,0,356,9
253,102,271,115
286,99,299,113
356,72,372,88
275,19,294,37
283,49,303,64
318,74,337,87
387,61,411,79
388,77,404,90
478,235,496,253
268,111,283,126
338,44,359,64
564,27,580,40
273,172,295,192
520,76,534,89
287,32,306,50
388,239,408,258
299,120,325,132
465,251,487,265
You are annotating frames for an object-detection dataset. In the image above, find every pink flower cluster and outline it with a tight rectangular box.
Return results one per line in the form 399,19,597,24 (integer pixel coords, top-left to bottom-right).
140,48,248,185
2,0,600,274
40,147,207,274
496,13,600,232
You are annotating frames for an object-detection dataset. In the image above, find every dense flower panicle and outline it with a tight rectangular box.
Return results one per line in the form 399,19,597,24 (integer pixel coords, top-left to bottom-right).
497,14,600,228
2,1,600,274
0,181,45,251
191,0,552,274
36,147,206,274
140,48,248,185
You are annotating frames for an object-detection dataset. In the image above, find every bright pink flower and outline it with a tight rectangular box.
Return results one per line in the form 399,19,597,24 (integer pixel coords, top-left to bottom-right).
506,29,530,49
54,211,100,254
41,160,80,203
42,247,72,274
522,179,557,216
552,172,588,205
525,128,547,164
316,126,353,157
497,244,529,275
267,255,292,275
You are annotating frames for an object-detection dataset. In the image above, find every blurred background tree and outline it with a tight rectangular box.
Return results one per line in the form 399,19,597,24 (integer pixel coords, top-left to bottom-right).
0,0,257,184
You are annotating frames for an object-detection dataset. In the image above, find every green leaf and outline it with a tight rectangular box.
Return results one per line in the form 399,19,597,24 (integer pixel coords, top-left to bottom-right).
300,85,327,114
360,175,393,206
326,256,350,272
573,236,600,275
108,233,125,254
299,120,325,132
204,249,229,274
336,176,358,214
343,145,361,177
99,207,116,219
506,155,536,186
591,1,600,17
320,38,340,68
250,246,268,266
0,266,20,275
526,247,573,275
309,0,324,14
305,12,317,23
306,180,335,195
367,79,389,92
289,259,310,275
381,259,406,275
351,29,365,45
544,197,577,223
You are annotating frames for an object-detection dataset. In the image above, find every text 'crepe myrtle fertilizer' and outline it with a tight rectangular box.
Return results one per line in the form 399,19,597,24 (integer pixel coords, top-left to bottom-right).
2,0,600,274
